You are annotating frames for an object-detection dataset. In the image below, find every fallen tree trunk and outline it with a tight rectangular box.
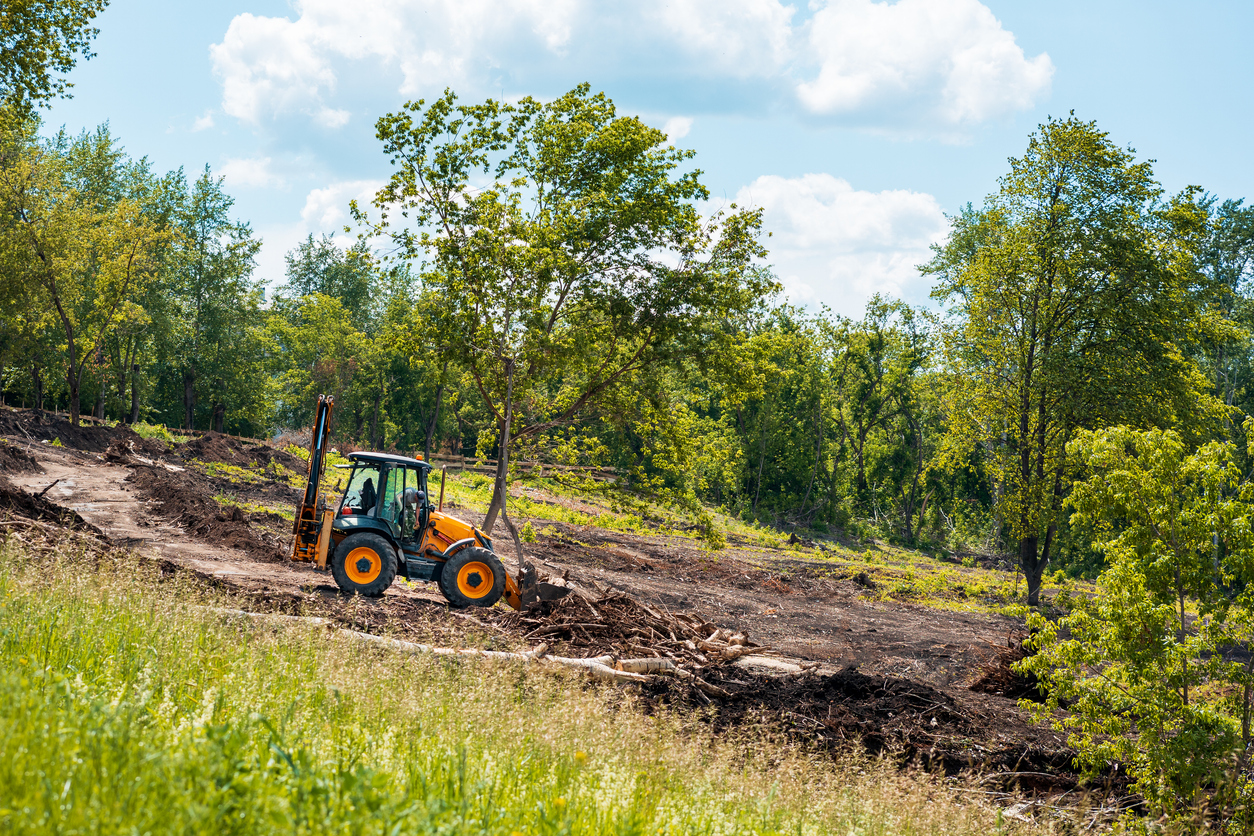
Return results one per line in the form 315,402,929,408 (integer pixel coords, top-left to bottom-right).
204,607,654,684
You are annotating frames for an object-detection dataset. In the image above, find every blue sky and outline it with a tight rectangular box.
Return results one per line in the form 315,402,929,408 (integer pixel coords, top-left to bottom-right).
44,0,1254,317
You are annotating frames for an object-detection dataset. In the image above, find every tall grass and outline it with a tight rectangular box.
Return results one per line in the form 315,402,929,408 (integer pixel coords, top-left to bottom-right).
0,539,1059,834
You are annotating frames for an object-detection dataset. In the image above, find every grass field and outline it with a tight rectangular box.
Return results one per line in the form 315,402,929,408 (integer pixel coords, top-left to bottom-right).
0,538,1059,835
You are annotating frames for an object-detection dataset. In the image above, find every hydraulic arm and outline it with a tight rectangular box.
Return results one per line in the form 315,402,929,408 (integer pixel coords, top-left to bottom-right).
291,394,335,567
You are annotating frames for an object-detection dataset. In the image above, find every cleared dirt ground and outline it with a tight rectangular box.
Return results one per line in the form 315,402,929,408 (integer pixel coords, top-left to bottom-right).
0,407,1119,802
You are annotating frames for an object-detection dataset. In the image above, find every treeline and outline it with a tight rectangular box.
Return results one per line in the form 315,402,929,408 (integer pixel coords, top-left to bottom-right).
3,88,1254,599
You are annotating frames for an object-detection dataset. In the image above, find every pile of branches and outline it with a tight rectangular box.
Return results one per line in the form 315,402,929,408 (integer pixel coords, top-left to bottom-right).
968,635,1044,701
503,584,766,672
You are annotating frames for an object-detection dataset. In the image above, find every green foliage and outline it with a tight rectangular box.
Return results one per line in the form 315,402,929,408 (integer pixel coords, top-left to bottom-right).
366,83,774,527
0,0,108,112
130,420,189,444
1023,425,1254,821
927,114,1225,604
279,234,375,329
0,118,167,424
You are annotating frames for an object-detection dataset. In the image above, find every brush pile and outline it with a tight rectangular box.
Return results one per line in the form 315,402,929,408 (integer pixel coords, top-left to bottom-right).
968,635,1043,701
500,583,766,671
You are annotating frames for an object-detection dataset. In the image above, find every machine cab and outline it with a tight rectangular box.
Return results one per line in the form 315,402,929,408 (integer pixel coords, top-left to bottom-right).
335,451,432,542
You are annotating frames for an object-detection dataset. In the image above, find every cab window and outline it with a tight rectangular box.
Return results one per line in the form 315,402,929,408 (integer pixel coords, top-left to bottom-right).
380,466,408,536
339,464,382,516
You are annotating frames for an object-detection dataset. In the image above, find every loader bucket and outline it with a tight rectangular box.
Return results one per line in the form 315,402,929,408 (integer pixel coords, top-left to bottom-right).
503,564,572,611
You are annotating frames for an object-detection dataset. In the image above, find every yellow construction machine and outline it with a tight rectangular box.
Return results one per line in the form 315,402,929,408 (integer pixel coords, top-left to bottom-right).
289,395,529,609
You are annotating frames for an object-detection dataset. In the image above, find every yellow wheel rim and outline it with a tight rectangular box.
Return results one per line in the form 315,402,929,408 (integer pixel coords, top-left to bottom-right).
345,546,381,584
457,561,493,598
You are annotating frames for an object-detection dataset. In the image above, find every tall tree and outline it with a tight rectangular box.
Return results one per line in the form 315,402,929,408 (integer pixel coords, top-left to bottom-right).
1195,196,1254,416
0,121,164,424
926,115,1221,605
366,84,773,536
281,234,374,328
166,167,262,430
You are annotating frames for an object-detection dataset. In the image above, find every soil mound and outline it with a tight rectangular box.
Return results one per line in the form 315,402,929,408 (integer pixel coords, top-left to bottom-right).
0,475,102,534
0,407,113,452
126,464,287,563
0,440,42,473
0,407,167,456
178,432,306,472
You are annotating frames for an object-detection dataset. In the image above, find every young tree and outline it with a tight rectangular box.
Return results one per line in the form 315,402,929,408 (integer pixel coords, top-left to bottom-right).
366,84,773,536
1024,425,1254,821
926,116,1222,605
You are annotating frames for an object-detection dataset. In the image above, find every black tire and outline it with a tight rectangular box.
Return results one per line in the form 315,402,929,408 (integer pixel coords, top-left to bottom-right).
331,533,397,597
440,547,506,608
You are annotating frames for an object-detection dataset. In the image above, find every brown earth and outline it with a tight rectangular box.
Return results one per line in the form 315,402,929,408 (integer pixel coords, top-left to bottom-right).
0,406,1110,800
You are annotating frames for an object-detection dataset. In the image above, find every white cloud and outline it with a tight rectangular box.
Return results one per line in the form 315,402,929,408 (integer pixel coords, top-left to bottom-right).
662,116,693,140
735,173,950,315
300,179,386,235
797,0,1053,126
209,0,582,125
650,0,795,78
219,156,284,188
191,110,215,131
210,12,336,124
210,0,1049,134
255,179,388,293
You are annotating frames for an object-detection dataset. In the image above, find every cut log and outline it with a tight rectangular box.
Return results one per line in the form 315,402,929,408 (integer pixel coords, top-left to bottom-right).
201,608,647,683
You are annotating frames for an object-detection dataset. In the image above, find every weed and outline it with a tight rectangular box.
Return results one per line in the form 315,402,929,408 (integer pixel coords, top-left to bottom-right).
132,421,192,444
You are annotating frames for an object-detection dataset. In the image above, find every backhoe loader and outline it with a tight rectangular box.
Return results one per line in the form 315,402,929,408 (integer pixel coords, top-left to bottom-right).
289,395,525,609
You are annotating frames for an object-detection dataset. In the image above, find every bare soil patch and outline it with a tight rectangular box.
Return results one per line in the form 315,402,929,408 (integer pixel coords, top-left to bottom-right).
177,431,306,472
124,462,288,563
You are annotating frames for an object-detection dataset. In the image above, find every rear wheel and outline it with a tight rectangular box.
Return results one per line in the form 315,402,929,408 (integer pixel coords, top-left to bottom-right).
440,547,506,608
331,533,397,597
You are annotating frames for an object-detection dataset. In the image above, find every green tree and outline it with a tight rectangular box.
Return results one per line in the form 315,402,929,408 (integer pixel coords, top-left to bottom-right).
366,84,773,536
1024,425,1254,822
164,167,263,431
0,0,109,112
1195,196,1254,419
268,293,366,429
281,234,374,328
0,120,164,424
926,115,1222,605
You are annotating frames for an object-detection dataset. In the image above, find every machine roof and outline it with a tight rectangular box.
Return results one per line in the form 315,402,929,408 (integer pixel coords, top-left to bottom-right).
346,451,432,469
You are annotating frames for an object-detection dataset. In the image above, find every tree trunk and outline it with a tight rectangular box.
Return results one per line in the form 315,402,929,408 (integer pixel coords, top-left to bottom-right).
128,364,140,424
182,370,195,430
67,366,81,426
369,387,382,450
423,362,448,461
31,365,43,411
211,378,225,433
94,389,105,420
482,358,515,535
1021,535,1046,607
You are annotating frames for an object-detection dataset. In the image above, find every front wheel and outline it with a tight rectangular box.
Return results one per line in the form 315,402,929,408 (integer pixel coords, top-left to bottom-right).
440,547,506,608
331,533,397,597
